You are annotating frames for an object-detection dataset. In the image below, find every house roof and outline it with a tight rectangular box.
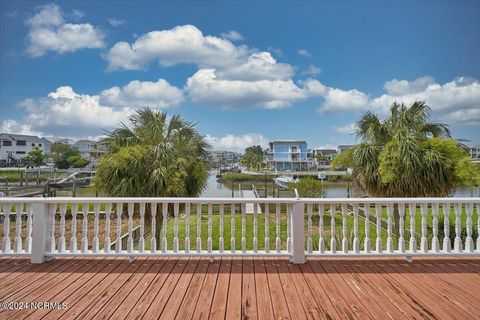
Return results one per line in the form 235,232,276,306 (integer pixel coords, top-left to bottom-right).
0,133,51,143
270,140,307,144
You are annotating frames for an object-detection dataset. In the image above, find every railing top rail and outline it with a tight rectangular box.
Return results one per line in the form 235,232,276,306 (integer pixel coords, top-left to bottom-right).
0,197,478,204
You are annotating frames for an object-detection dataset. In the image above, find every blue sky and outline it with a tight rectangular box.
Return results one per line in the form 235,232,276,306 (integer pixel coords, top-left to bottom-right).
1,1,479,151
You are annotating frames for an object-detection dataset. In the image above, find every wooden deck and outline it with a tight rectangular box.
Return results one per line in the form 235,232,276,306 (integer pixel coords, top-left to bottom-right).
0,256,479,319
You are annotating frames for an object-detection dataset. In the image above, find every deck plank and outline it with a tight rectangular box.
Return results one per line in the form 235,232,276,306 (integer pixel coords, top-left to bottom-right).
209,257,232,320
0,256,479,320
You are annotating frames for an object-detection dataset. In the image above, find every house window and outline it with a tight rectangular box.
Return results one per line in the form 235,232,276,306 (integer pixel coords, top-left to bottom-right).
39,143,42,147
16,140,27,146
2,140,12,146
32,143,35,147
16,151,26,154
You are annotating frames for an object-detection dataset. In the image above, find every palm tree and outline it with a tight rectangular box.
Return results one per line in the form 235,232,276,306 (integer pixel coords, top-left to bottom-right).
95,108,210,246
351,101,467,236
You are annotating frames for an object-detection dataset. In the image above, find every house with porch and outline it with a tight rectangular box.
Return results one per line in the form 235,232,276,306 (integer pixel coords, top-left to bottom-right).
266,140,315,171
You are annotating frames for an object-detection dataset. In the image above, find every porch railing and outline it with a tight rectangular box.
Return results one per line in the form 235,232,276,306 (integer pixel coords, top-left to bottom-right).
0,197,479,264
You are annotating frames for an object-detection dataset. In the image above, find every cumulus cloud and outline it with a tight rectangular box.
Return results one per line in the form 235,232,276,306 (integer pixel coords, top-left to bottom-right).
106,24,250,71
216,52,294,81
8,78,183,138
99,79,184,108
108,18,125,27
383,76,436,96
302,64,322,76
297,49,312,57
205,133,269,152
320,88,370,113
317,76,480,125
0,120,37,136
220,30,244,41
185,69,326,109
25,4,105,57
371,77,480,124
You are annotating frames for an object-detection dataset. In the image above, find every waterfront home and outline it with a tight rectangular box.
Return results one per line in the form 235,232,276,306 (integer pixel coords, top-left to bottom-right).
0,133,51,167
73,140,108,161
337,144,355,154
266,140,315,171
468,144,480,159
315,148,338,161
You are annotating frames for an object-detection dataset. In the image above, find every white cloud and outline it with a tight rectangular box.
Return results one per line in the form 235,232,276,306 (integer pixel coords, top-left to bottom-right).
317,76,480,125
106,24,250,71
302,64,322,76
220,30,244,41
25,4,105,57
334,123,357,134
70,9,85,20
371,77,480,124
383,76,436,95
108,18,125,27
185,69,326,109
10,78,183,138
320,87,370,112
297,49,312,57
205,133,269,152
0,120,37,135
99,79,184,108
216,52,294,81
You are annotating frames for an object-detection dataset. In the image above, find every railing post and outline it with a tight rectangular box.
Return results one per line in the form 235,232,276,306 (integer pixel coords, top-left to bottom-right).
291,201,305,264
31,202,49,264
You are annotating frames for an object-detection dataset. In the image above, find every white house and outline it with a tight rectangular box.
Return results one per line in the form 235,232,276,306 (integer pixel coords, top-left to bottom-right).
73,140,108,160
0,133,52,167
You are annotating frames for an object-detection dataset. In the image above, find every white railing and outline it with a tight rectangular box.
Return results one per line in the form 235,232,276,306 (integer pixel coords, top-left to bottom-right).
0,197,479,264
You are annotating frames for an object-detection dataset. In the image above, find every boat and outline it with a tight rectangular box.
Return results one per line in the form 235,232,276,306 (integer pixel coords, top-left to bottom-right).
274,176,298,189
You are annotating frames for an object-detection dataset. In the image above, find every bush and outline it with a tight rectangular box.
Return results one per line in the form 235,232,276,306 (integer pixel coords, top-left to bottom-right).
221,173,270,182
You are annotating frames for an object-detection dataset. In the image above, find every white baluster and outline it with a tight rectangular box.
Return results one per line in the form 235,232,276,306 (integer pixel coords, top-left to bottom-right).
398,203,405,253
70,203,78,253
409,203,416,253
454,203,462,252
151,203,157,253
207,203,213,253
185,203,190,253
287,204,292,253
253,202,258,253
115,203,122,253
196,203,202,253
341,203,348,254
477,203,480,252
442,203,451,252
162,202,168,253
26,204,33,253
219,203,224,253
127,203,134,253
81,204,88,253
92,203,100,253
386,203,393,253
353,203,359,253
364,203,370,253
13,204,23,253
319,204,325,254
231,203,236,253
275,203,281,253
49,204,56,253
264,203,269,253
307,204,313,254
431,203,440,253
330,203,336,254
465,203,474,253
242,202,246,253
173,202,179,253
2,203,11,253
420,203,428,253
139,203,145,253
58,203,66,253
104,203,112,253
375,203,382,253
